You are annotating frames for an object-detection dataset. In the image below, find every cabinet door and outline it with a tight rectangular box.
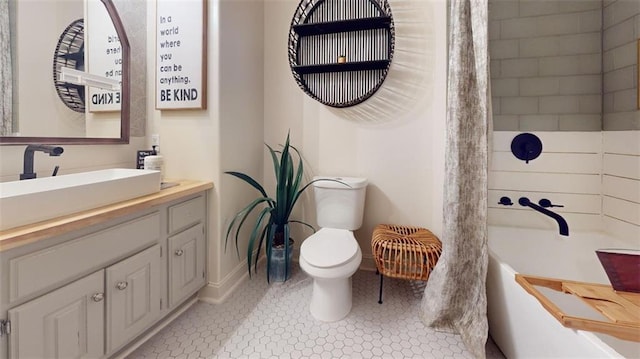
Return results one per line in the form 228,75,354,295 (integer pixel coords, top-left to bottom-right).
169,224,206,308
8,270,104,359
106,245,161,353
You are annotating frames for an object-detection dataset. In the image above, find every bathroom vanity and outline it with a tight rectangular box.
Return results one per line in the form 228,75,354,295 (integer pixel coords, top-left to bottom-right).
0,180,212,358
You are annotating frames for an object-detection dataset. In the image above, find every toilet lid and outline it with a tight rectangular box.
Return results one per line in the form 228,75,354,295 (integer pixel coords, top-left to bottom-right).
301,228,359,268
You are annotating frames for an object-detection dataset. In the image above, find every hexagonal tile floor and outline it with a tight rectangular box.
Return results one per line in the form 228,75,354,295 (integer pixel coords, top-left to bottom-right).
128,267,505,358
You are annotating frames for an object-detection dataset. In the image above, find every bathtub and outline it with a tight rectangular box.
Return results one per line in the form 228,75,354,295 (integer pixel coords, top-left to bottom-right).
487,226,640,358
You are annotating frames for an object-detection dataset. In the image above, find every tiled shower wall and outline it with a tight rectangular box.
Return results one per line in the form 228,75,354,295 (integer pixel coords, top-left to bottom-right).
602,0,640,131
489,131,640,245
489,0,603,131
602,131,640,243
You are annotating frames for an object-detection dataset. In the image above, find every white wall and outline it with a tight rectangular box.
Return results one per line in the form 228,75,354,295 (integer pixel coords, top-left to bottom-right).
145,0,265,302
264,0,447,270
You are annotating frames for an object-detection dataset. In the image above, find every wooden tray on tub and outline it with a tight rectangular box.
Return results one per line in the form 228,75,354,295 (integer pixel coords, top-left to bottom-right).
515,274,640,342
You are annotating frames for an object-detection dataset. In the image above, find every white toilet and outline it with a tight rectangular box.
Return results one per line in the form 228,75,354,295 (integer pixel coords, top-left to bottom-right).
299,176,367,322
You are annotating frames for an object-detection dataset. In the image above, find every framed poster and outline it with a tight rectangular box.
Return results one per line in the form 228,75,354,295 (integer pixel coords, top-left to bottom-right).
87,0,122,112
155,0,207,110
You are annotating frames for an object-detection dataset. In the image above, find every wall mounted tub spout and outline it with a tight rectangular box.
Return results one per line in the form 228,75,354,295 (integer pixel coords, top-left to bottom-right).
20,145,64,180
518,197,569,236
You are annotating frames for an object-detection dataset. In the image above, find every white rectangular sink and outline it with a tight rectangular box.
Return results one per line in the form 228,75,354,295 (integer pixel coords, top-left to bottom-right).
0,169,161,231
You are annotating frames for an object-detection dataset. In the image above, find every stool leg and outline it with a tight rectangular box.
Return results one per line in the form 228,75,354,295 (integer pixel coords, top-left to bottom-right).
378,274,384,304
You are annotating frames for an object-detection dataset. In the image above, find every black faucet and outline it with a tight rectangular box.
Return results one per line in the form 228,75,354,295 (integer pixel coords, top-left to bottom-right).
518,197,569,236
20,145,64,180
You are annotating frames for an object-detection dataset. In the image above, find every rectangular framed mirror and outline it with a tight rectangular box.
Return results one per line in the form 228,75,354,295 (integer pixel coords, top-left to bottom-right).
1,0,130,145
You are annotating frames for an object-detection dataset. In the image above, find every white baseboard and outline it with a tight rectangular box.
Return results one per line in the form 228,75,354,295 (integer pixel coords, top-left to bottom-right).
200,250,378,304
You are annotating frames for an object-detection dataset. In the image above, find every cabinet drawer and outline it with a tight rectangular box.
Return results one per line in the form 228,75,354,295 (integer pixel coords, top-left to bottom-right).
168,195,205,234
9,213,160,304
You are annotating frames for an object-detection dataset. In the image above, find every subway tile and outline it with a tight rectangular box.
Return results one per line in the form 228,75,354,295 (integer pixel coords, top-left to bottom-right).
490,39,519,59
537,13,582,37
520,77,560,96
501,58,538,77
519,114,560,131
558,0,602,14
610,41,638,70
603,17,636,50
501,97,539,114
603,0,640,29
500,17,538,39
491,78,519,97
603,111,640,130
604,92,615,113
613,88,638,112
603,50,616,72
489,20,501,40
604,66,636,92
518,1,560,17
519,0,600,17
520,33,600,57
493,97,502,114
489,0,519,20
558,75,602,95
539,54,601,76
580,9,603,33
580,95,603,113
539,95,580,114
491,60,501,78
493,115,520,131
558,114,603,131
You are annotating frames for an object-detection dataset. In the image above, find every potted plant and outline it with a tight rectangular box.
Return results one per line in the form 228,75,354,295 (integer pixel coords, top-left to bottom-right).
224,133,319,282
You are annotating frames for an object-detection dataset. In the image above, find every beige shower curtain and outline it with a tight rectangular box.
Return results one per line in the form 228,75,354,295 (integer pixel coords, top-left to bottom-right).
420,0,491,358
0,0,12,136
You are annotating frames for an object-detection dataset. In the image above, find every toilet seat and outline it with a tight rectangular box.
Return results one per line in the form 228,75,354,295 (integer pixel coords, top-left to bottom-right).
300,228,359,268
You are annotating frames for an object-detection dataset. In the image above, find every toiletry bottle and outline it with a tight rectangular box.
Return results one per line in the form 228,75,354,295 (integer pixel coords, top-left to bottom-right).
144,145,165,181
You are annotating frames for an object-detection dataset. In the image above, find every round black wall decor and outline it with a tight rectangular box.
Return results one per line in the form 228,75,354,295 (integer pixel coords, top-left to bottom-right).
288,0,395,108
52,19,85,113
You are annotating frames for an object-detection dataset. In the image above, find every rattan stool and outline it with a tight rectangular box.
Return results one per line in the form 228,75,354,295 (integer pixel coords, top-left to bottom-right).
371,224,442,304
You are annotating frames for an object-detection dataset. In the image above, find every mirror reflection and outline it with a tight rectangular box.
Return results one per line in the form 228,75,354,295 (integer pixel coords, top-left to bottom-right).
2,0,128,142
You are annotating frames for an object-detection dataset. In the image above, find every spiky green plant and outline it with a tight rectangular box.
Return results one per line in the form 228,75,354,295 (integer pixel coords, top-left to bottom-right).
225,133,339,281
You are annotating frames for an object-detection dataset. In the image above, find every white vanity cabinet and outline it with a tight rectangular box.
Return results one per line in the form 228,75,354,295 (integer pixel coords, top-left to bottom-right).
167,194,207,309
106,244,161,353
7,270,105,359
168,223,206,308
0,182,211,359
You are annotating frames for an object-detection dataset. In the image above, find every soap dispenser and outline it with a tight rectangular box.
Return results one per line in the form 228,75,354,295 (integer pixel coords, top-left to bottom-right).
144,145,165,181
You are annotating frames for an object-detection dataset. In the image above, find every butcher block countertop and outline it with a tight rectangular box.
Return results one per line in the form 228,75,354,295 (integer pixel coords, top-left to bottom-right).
0,180,213,252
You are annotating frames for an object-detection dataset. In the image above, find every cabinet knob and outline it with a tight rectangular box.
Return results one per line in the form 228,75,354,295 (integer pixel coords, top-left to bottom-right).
92,293,104,302
116,281,128,290
175,249,184,256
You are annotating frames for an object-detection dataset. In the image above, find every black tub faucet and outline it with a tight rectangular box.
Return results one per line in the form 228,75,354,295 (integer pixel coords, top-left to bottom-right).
518,197,569,236
20,145,64,180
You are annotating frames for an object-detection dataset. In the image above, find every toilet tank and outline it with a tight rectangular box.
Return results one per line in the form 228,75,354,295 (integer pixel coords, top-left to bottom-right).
313,176,367,230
